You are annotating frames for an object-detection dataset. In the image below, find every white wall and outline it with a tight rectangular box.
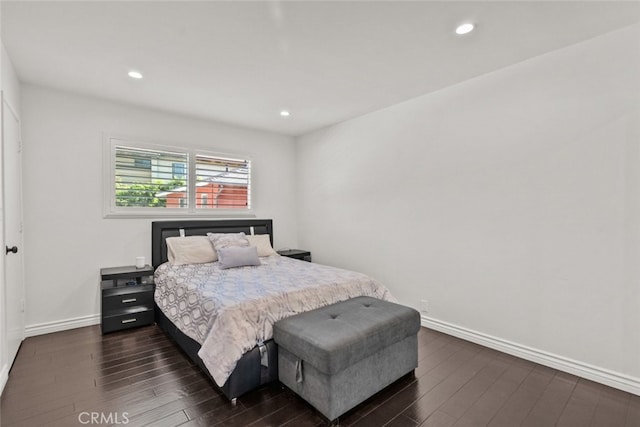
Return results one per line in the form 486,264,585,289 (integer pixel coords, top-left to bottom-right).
296,24,640,392
1,46,19,114
1,42,22,393
21,85,297,331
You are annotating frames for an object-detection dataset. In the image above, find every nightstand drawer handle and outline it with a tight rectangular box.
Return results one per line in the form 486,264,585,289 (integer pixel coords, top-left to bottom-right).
121,318,137,324
122,298,137,303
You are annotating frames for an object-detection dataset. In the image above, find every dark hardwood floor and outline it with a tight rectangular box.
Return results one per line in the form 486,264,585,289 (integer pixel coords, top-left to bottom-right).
1,325,638,427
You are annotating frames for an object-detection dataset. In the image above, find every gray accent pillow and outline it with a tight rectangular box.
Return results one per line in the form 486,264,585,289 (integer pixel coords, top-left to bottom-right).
217,246,261,269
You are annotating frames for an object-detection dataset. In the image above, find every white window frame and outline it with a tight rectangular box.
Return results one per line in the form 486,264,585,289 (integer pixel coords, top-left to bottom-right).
103,135,254,218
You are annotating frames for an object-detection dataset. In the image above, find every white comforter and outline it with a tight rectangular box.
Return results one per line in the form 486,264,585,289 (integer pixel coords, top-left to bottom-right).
154,255,393,386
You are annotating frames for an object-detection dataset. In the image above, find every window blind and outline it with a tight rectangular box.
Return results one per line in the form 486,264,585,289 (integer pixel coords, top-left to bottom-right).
109,142,251,214
195,154,251,209
114,146,188,208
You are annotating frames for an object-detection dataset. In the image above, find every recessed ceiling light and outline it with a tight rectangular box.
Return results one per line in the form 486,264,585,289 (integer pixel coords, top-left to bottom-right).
455,23,475,35
128,70,143,79
280,110,290,117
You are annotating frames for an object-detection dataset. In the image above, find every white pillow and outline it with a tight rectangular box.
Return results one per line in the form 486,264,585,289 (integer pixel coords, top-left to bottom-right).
166,236,217,265
246,234,277,257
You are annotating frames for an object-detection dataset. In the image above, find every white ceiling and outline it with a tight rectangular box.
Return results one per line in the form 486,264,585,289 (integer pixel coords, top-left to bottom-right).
2,1,640,136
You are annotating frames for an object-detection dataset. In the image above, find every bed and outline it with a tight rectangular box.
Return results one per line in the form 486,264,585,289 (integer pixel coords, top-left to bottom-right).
151,219,392,401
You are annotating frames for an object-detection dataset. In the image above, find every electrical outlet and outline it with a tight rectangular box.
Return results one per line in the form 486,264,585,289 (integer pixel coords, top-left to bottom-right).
420,299,429,313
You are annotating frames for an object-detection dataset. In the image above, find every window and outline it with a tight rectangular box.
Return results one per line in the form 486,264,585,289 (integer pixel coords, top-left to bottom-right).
195,154,250,209
105,137,251,217
113,145,188,208
134,158,152,170
172,162,186,179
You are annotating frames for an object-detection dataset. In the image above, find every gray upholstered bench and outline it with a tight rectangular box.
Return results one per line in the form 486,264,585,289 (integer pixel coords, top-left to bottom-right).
273,296,421,422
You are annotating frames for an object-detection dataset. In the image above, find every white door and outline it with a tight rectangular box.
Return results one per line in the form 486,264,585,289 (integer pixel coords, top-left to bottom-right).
2,94,25,368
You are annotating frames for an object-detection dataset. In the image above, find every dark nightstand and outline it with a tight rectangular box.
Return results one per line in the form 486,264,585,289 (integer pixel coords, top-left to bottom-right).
277,249,312,262
100,265,155,334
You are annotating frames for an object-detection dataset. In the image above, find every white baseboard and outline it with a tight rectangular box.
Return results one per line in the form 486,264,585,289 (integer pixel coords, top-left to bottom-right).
421,315,640,396
0,362,8,396
25,314,101,338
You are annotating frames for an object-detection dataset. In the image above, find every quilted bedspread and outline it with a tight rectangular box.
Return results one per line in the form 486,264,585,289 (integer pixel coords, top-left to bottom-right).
154,255,393,386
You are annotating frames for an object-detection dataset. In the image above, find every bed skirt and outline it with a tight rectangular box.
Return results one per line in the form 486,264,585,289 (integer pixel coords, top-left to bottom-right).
154,302,279,400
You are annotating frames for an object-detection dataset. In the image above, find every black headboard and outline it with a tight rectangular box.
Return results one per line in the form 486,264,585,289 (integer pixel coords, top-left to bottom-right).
151,219,273,268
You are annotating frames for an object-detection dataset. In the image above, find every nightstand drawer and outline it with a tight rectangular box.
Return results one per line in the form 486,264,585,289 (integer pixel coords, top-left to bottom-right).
102,289,154,315
102,309,154,334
